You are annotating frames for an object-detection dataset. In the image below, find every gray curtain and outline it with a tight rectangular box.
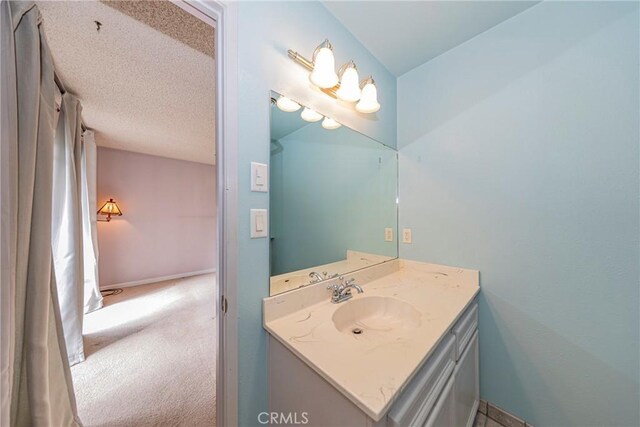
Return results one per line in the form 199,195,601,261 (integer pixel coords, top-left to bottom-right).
0,1,81,426
0,0,18,424
52,92,87,365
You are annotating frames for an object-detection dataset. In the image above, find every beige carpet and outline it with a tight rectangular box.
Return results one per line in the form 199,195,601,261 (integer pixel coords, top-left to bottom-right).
72,274,217,427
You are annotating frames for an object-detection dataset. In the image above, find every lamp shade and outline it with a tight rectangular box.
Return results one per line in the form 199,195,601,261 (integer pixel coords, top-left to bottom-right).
356,80,380,113
310,47,339,89
336,63,361,102
97,198,123,222
300,107,323,122
322,117,341,130
276,96,301,112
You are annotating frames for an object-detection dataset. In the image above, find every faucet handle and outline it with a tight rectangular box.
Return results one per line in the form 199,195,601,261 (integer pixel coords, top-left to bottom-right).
345,278,355,285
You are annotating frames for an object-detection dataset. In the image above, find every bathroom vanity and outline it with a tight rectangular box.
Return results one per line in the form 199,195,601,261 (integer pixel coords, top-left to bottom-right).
264,259,479,427
267,92,479,426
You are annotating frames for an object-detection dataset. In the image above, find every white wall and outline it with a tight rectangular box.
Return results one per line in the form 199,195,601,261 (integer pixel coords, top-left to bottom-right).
97,147,216,287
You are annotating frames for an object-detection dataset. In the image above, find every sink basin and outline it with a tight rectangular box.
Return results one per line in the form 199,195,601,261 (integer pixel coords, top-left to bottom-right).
331,296,421,338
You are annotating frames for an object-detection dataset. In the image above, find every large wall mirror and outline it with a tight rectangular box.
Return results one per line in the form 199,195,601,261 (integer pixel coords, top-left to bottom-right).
269,91,398,295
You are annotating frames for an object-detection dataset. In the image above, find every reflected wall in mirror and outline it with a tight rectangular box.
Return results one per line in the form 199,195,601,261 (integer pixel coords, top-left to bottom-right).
270,91,398,296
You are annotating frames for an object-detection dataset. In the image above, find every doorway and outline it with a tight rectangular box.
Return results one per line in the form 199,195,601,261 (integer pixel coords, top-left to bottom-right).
37,1,225,425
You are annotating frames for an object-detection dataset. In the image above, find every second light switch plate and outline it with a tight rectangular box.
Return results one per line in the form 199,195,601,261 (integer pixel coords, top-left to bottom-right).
250,209,268,238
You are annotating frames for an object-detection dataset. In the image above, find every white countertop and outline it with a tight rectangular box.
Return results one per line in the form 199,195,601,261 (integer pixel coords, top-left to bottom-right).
263,259,479,421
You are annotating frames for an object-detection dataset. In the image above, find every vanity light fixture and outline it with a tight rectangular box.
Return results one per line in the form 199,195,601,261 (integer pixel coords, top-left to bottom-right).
336,61,361,103
97,198,123,222
288,39,380,113
322,117,341,130
308,39,339,89
356,76,381,114
276,95,301,112
301,107,323,122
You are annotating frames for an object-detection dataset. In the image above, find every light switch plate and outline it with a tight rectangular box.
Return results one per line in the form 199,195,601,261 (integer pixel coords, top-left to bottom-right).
402,228,412,244
251,162,268,192
250,209,268,238
385,228,393,242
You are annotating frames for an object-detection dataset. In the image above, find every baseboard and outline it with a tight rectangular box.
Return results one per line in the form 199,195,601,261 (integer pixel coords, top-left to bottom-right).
483,399,532,427
100,268,216,290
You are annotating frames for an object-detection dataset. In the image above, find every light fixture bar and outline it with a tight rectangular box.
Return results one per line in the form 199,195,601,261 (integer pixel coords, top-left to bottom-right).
287,50,313,70
288,49,339,99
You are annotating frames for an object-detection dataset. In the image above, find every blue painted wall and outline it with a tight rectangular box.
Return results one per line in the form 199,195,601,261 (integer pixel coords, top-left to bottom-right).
236,2,396,425
270,122,397,276
397,2,639,426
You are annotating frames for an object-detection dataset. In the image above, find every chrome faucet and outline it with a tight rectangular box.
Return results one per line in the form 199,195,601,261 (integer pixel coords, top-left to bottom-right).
309,271,340,284
309,271,324,283
327,277,364,303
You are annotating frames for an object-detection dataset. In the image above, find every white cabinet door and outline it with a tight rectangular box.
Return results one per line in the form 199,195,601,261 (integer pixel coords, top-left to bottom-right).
388,335,456,427
423,374,455,427
453,330,479,427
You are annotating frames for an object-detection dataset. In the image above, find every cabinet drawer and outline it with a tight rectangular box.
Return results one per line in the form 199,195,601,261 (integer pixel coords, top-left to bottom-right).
388,334,456,427
451,302,477,361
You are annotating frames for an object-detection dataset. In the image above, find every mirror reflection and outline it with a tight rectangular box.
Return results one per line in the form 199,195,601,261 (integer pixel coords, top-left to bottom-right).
270,91,398,295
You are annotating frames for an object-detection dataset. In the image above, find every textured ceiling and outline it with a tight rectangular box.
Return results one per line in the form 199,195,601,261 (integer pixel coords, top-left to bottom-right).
102,1,214,58
323,1,539,76
38,1,216,164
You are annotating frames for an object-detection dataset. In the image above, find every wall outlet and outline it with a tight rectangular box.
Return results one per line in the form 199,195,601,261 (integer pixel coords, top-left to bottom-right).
402,228,412,244
384,228,393,242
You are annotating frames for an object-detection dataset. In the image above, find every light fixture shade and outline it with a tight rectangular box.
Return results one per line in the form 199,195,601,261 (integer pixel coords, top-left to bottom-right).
301,108,323,122
276,96,301,112
336,64,361,102
322,117,341,130
356,81,380,113
310,47,339,89
97,198,123,222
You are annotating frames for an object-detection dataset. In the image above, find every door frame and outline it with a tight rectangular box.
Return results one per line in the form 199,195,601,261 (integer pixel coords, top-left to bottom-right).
173,1,238,426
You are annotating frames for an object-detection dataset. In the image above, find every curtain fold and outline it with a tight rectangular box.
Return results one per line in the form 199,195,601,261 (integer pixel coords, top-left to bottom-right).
1,1,81,425
81,130,103,313
52,92,86,366
1,1,19,425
